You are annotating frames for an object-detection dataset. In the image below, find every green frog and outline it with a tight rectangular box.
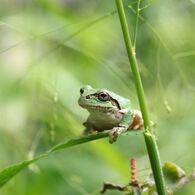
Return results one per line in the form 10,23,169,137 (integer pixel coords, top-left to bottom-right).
78,85,143,143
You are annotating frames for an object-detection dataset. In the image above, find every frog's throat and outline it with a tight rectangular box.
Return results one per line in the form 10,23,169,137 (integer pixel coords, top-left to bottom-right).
80,104,112,112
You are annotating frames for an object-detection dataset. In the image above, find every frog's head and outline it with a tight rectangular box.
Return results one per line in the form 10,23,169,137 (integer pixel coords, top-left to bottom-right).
78,85,121,113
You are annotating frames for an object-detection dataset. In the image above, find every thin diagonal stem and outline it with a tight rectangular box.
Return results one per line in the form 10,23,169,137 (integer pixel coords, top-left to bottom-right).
132,0,141,48
115,0,166,194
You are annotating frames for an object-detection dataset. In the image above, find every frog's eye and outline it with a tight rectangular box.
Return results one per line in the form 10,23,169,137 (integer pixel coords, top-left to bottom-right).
98,92,109,101
80,88,84,95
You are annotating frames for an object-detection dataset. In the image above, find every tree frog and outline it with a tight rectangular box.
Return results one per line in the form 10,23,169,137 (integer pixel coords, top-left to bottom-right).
78,85,143,143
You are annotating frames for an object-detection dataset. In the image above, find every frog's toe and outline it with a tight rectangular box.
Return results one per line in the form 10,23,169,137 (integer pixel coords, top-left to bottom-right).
109,127,123,144
109,129,116,144
109,133,117,144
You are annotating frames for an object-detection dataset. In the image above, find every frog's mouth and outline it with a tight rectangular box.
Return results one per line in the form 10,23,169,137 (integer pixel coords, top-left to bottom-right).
79,103,112,112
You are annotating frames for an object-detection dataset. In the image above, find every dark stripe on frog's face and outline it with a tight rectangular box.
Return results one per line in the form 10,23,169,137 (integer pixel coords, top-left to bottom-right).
110,97,121,110
95,91,121,110
84,91,121,110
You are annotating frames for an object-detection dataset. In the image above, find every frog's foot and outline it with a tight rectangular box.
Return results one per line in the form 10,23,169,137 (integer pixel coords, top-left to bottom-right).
82,129,98,136
109,126,126,144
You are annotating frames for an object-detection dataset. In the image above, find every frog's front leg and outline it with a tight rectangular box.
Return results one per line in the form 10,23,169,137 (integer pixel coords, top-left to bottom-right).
109,109,143,144
82,121,98,136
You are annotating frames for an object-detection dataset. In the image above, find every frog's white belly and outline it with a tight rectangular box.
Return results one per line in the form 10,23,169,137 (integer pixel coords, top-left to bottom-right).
88,111,123,131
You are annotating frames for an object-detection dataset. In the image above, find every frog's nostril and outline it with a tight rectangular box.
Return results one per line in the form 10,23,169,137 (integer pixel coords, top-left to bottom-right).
86,95,90,99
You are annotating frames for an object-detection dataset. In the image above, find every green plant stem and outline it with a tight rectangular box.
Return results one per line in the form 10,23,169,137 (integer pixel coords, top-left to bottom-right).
115,0,166,195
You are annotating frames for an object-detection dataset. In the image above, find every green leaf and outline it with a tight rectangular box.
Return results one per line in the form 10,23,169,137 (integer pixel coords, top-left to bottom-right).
0,155,46,187
0,130,142,188
49,131,109,153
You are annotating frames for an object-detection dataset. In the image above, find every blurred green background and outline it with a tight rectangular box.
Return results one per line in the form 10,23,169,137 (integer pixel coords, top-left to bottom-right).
0,0,195,194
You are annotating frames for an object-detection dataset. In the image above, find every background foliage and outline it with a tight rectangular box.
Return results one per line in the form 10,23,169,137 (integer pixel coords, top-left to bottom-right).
0,0,195,194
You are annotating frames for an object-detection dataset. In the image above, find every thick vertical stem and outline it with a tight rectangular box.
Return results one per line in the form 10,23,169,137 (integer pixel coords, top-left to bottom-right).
115,0,166,194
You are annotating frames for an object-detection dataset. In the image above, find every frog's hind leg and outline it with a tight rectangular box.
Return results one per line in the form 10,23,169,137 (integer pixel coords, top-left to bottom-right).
129,110,143,130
